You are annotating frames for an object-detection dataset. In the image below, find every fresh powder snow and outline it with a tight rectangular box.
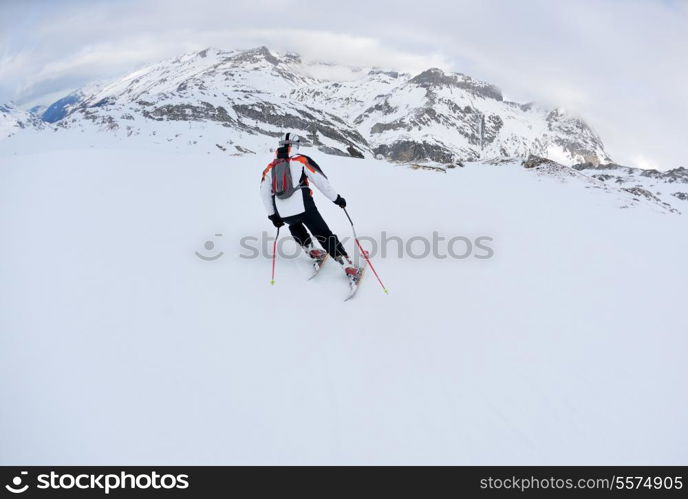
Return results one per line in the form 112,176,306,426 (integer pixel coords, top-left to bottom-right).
1,139,686,464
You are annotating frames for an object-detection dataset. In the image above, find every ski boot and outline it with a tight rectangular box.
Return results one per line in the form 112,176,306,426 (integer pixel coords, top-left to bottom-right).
336,256,365,300
337,256,363,284
305,245,329,279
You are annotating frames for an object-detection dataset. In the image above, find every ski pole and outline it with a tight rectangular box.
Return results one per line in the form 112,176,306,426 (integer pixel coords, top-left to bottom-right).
270,226,280,285
342,207,389,295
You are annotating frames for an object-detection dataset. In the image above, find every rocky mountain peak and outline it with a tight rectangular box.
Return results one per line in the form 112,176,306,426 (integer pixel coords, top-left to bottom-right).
231,45,281,66
409,68,453,87
368,69,402,79
7,46,611,167
409,68,503,101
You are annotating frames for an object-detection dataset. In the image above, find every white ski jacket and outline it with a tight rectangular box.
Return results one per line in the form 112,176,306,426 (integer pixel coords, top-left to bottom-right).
260,154,338,218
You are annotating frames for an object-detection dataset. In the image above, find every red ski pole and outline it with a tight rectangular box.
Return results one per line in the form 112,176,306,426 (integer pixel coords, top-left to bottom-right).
270,226,280,285
343,207,389,295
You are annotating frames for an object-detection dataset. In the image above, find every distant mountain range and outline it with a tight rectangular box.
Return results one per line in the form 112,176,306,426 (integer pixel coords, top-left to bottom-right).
2,46,686,211
4,46,610,166
0,102,44,139
572,162,688,212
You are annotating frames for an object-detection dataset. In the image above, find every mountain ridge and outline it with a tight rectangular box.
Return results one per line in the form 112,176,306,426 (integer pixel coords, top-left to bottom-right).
5,46,611,166
0,102,44,139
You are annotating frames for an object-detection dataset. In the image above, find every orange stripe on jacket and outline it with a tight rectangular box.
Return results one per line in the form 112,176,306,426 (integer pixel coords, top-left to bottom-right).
261,159,277,181
291,155,317,174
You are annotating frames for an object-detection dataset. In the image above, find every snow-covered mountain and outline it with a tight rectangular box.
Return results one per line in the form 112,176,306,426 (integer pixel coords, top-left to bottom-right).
0,102,44,139
5,46,685,211
51,47,369,157
572,162,688,211
38,46,610,165
294,67,609,165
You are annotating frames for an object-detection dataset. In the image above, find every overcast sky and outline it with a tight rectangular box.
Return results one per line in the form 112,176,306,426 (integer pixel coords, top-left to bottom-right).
1,0,686,169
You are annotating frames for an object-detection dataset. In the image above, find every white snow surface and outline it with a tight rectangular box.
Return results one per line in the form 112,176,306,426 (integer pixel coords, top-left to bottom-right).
1,140,686,465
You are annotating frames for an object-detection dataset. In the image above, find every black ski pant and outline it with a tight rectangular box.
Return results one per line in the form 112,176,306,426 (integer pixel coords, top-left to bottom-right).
282,203,348,260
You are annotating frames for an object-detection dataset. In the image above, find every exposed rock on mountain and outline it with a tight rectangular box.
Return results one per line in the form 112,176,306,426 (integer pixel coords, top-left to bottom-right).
0,103,44,139
572,162,688,211
31,47,611,165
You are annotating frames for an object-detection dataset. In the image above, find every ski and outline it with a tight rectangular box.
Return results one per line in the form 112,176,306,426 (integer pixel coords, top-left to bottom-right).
307,253,329,280
344,262,367,301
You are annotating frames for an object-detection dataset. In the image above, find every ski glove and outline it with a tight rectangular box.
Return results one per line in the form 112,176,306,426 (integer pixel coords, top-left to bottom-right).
334,195,347,208
268,214,284,228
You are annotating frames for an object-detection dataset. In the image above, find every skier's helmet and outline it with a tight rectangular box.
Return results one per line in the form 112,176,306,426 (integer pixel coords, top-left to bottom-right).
278,132,301,152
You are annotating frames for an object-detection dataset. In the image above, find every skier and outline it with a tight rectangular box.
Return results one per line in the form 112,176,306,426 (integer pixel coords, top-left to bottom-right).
260,133,361,282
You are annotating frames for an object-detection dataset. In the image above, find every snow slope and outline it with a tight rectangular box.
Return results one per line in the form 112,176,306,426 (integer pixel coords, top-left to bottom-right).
573,162,688,213
1,144,686,465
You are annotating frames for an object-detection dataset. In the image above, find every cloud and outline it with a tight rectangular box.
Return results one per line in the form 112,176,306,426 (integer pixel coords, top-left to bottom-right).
1,27,450,105
633,155,662,172
1,0,686,169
